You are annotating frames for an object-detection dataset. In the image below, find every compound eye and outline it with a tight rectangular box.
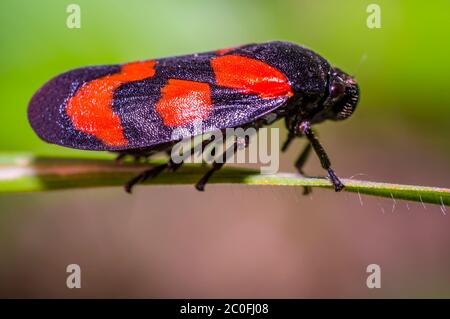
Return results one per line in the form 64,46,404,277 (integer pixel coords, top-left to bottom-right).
330,82,345,99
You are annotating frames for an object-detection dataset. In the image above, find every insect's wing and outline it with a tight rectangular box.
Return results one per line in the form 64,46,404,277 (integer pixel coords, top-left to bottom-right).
28,46,294,151
113,53,294,149
28,62,156,151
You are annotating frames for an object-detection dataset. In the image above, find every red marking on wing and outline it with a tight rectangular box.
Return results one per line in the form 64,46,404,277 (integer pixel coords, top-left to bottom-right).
156,79,212,127
211,55,293,99
216,46,238,55
66,61,156,147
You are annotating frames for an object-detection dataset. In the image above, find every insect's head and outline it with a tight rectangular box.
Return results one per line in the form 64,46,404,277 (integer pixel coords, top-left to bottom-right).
311,68,360,123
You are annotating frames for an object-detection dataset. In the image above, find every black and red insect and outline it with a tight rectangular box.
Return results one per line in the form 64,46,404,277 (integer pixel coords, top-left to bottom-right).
28,41,360,193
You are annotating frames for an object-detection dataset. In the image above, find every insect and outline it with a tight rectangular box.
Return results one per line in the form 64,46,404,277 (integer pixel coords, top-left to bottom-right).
28,41,359,193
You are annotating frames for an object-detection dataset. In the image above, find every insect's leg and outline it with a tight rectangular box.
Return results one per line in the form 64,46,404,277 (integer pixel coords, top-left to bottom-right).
282,132,312,194
295,142,312,173
281,132,295,152
195,136,249,191
114,149,155,164
195,162,223,191
124,161,173,194
115,153,127,163
125,137,217,193
169,135,217,172
298,121,344,192
295,142,313,195
164,149,182,172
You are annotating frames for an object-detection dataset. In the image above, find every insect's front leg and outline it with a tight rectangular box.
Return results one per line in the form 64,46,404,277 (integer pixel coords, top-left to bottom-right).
282,132,313,195
298,121,344,192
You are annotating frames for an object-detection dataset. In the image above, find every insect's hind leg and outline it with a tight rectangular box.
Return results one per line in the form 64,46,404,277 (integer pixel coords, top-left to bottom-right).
195,136,249,191
114,149,158,164
124,159,180,194
122,145,176,193
115,153,127,163
124,137,216,193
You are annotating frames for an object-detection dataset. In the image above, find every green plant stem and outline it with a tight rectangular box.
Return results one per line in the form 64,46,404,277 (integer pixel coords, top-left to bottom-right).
0,154,448,206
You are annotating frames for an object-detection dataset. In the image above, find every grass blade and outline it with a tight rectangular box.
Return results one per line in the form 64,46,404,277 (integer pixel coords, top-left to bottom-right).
0,154,448,206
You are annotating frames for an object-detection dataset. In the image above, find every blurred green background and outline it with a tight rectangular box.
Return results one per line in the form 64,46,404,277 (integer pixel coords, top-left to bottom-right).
1,0,449,153
0,0,449,298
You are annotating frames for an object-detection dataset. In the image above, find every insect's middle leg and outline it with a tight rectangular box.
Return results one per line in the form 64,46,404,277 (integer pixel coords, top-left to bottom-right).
295,142,313,195
282,132,313,195
295,142,312,174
